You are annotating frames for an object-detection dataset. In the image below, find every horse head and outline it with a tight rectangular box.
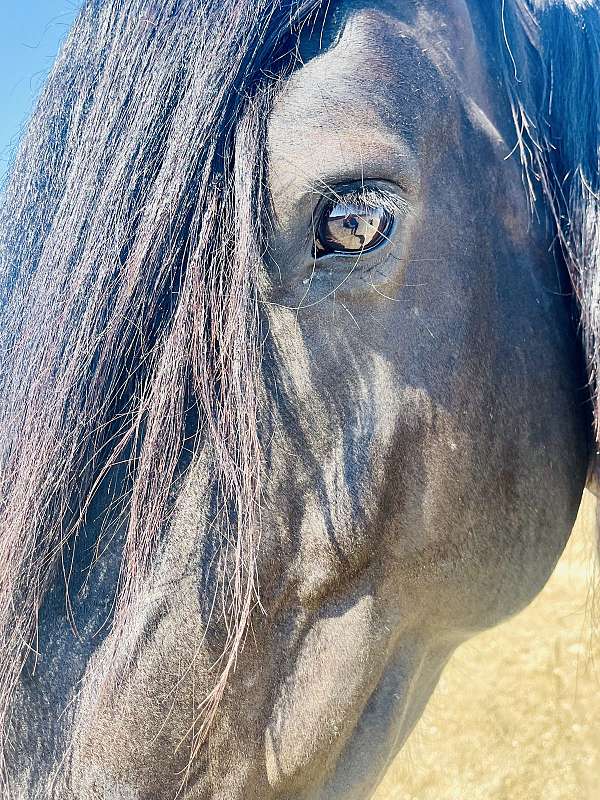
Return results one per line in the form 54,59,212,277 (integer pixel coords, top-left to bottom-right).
0,1,597,798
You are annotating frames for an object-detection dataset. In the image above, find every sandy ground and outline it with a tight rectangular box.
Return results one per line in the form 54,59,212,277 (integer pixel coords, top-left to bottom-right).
374,492,600,800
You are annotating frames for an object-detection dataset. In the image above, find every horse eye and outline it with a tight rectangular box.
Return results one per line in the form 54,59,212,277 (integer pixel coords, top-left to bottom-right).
315,199,394,257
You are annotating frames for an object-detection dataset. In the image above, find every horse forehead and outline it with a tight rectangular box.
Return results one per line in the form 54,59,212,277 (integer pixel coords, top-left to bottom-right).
268,1,490,211
273,0,486,132
318,0,480,73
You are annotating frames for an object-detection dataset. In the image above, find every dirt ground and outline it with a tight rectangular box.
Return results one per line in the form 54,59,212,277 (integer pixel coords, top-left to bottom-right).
374,492,600,800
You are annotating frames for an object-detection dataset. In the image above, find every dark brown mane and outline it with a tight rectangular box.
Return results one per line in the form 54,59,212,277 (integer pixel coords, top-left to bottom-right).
0,0,324,780
501,0,600,438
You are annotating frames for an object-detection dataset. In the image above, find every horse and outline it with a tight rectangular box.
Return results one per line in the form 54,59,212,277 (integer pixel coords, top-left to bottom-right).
0,0,598,797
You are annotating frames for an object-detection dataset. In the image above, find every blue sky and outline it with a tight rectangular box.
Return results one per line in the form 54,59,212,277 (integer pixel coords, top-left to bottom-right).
0,2,82,172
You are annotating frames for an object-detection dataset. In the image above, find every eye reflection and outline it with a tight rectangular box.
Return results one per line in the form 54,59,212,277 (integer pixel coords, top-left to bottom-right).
315,198,394,257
